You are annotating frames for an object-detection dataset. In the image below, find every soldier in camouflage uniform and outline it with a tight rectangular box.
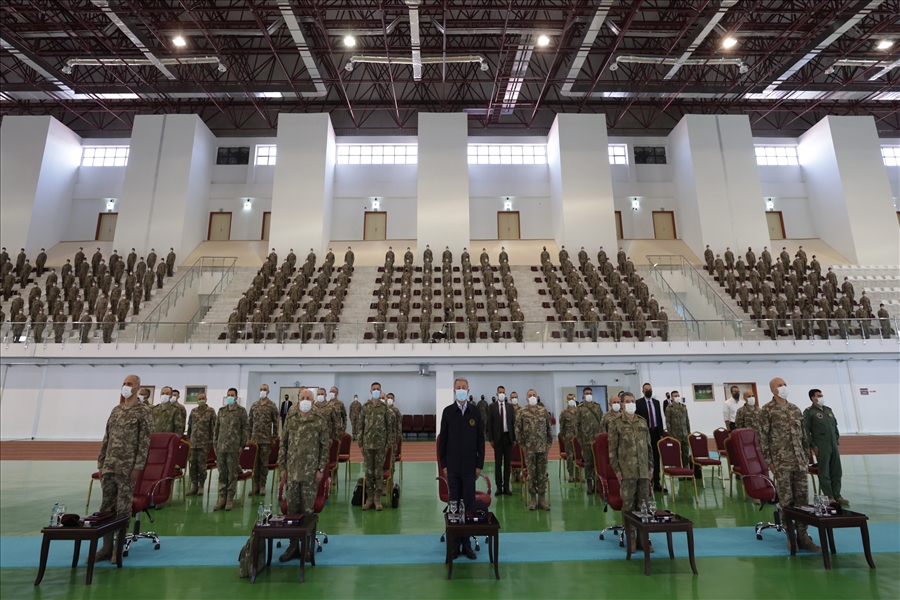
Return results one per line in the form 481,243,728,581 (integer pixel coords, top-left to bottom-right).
312,388,339,441
186,392,217,495
760,378,821,552
357,383,393,510
249,384,280,496
326,386,348,440
515,389,553,510
663,391,691,471
608,392,654,553
599,394,622,433
277,388,330,562
93,374,152,563
151,387,177,434
349,395,362,441
387,393,403,451
575,387,604,494
734,391,763,438
214,388,250,511
558,394,578,482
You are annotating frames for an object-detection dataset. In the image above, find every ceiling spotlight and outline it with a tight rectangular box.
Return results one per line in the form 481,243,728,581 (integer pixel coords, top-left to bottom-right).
722,37,738,49
876,39,893,50
537,34,550,47
824,65,836,75
172,36,186,47
343,35,356,47
739,62,749,74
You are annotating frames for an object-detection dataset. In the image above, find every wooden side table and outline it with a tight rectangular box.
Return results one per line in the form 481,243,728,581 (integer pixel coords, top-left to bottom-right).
34,515,130,586
623,511,698,576
444,513,501,580
250,514,318,583
782,506,875,570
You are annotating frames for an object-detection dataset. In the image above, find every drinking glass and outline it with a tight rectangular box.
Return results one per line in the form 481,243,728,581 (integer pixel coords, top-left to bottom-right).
263,504,273,525
449,501,458,522
58,504,67,517
648,500,657,516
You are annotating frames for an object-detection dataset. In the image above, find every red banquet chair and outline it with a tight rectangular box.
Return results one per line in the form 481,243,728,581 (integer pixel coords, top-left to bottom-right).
556,433,569,481
267,438,280,496
729,428,786,541
689,432,723,488
171,438,191,502
657,437,698,502
326,439,340,489
713,427,739,495
337,433,352,486
571,437,587,490
436,434,492,550
236,441,258,507
724,435,746,501
592,433,625,546
205,445,218,495
510,443,524,488
123,432,179,556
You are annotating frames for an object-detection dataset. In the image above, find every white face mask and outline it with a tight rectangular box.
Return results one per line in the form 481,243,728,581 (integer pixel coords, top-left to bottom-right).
327,392,335,401
611,403,621,412
672,396,681,404
624,403,637,415
510,397,519,405
121,385,134,399
316,394,325,404
567,400,576,407
159,394,170,404
299,400,312,413
387,398,394,407
527,396,538,406
777,386,789,400
584,394,593,403
497,393,506,402
259,390,268,399
746,396,756,406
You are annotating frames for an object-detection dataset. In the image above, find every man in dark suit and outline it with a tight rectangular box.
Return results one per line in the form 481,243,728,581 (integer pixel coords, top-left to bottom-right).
439,377,485,560
279,394,292,426
487,385,516,496
636,382,666,492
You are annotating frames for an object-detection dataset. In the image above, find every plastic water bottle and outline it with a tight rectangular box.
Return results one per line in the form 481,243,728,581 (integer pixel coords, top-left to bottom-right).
459,500,465,523
50,503,60,527
256,502,265,526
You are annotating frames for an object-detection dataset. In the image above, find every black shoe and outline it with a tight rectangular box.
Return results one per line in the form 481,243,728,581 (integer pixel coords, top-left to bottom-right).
451,548,460,559
464,547,477,560
653,486,663,492
495,489,504,497
279,542,300,562
504,489,514,496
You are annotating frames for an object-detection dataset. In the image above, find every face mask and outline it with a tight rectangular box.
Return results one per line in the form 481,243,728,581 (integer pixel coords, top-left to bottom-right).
197,398,207,406
226,396,236,406
497,393,506,402
528,396,538,406
316,394,325,403
121,385,134,399
510,397,519,405
139,396,149,404
644,390,653,399
672,397,681,404
584,394,593,403
387,398,394,407
611,403,621,412
455,389,468,402
371,390,381,400
299,400,312,413
624,403,636,415
777,386,789,400
746,397,756,406
160,394,170,404
567,400,576,407
732,391,740,400
259,390,268,399
327,392,335,401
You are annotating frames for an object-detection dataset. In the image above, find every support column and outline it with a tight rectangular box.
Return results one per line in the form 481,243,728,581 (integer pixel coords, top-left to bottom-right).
547,114,617,254
798,116,899,264
417,113,469,253
0,116,82,255
668,114,769,259
270,113,335,257
433,365,455,436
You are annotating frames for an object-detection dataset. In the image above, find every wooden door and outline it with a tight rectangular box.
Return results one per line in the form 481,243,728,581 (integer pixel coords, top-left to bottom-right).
364,211,387,241
652,211,677,240
497,211,521,240
208,212,232,241
614,211,623,240
766,211,785,240
261,211,272,241
95,213,118,241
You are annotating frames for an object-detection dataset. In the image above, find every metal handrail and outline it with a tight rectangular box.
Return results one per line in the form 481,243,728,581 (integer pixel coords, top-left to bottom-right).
184,259,238,340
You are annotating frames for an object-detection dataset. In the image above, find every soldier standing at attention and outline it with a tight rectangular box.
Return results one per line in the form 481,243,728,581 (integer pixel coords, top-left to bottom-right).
165,248,176,277
516,390,553,510
760,378,821,552
93,375,151,563
804,389,848,505
185,392,216,496
313,388,339,439
278,388,329,562
599,394,622,433
214,388,250,511
249,384,280,496
575,387,604,494
170,389,186,435
558,394,578,483
476,395,490,441
387,393,403,450
327,386,348,440
608,392,654,554
357,382,392,511
349,394,362,441
734,391,763,438
151,387,175,434
663,391,691,473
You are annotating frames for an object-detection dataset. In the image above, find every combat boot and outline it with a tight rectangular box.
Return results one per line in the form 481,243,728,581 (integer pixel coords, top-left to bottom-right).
186,483,198,496
374,496,383,511
538,494,550,511
586,479,594,495
251,483,259,496
91,539,113,563
213,496,226,511
567,474,575,483
279,540,300,562
798,530,822,552
258,487,266,497
362,496,374,511
196,482,204,496
528,493,536,511
224,494,234,511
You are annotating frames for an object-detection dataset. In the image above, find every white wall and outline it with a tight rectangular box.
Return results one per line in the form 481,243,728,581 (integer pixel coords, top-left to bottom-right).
66,199,110,241
205,197,273,241
766,199,815,239
469,197,553,240
614,196,678,239
330,197,417,240
333,164,417,198
73,165,126,200
417,113,470,253
468,164,551,198
112,115,165,254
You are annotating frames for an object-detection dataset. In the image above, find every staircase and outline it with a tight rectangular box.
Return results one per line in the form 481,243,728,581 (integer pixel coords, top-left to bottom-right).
186,267,259,343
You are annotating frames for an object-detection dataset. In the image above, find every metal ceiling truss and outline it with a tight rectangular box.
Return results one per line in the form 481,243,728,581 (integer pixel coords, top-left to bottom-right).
1,0,897,137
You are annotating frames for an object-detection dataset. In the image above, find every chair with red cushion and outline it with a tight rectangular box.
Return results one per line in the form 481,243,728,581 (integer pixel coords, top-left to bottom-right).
729,428,785,540
713,427,738,494
658,436,698,502
571,437,586,490
556,433,569,481
267,438,280,496
171,438,191,501
435,434,492,550
724,436,746,501
422,414,436,438
326,439,340,489
412,415,425,439
592,433,624,546
205,445,217,495
123,432,179,556
394,436,403,483
689,432,723,488
807,450,819,495
401,414,414,438
236,441,258,508
510,443,524,489
338,433,352,486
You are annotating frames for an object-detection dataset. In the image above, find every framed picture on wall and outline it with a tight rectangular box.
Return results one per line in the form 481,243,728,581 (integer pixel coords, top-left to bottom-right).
185,385,207,404
724,382,758,402
692,383,715,402
137,385,155,405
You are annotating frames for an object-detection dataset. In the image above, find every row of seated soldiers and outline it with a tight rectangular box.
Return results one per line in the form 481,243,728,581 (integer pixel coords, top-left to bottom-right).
1,246,177,344
541,245,670,342
227,247,355,344
703,244,894,339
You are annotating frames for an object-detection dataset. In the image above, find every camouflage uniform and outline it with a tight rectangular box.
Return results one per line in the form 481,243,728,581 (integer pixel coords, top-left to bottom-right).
558,405,577,479
734,404,764,438
358,399,393,502
151,402,177,434
515,405,553,500
187,404,217,490
608,414,653,513
215,403,250,504
278,410,329,516
97,401,152,547
760,399,812,537
327,397,348,440
349,399,362,441
389,404,403,450
575,401,604,490
313,400,339,442
663,402,691,468
249,397,280,493
172,401,186,436
599,409,621,434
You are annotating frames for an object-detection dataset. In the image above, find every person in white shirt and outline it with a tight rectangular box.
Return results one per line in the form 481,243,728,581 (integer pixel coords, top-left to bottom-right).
723,386,744,431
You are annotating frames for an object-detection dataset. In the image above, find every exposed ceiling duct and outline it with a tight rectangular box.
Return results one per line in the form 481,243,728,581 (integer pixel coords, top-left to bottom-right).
61,55,226,75
824,57,900,79
90,0,176,80
0,36,74,95
275,0,327,98
611,54,748,73
559,0,613,98
663,0,738,80
345,54,488,73
406,0,422,80
501,35,534,111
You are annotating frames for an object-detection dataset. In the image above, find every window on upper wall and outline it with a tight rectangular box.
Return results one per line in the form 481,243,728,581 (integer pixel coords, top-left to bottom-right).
81,146,129,167
255,145,276,166
608,144,627,165
217,147,250,165
882,147,899,166
755,146,798,166
467,144,547,165
336,144,418,165
634,146,667,164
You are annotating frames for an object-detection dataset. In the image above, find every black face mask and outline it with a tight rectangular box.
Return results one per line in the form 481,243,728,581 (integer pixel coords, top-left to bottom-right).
644,390,653,399
732,392,740,400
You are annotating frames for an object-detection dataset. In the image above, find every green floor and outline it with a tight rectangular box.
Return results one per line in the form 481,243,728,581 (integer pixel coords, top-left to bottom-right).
2,451,898,599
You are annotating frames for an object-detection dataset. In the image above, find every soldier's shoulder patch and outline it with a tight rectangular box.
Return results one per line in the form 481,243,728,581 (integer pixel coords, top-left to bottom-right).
816,413,823,419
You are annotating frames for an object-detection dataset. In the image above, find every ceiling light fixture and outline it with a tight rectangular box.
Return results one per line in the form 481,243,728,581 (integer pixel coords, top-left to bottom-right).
876,39,893,50
343,35,356,47
722,37,737,49
172,36,186,47
537,34,550,47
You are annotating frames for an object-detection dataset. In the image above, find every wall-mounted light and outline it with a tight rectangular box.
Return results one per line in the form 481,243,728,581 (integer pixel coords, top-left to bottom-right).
244,198,252,210
372,198,380,211
504,197,512,211
631,197,640,211
106,198,116,212
765,198,775,211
